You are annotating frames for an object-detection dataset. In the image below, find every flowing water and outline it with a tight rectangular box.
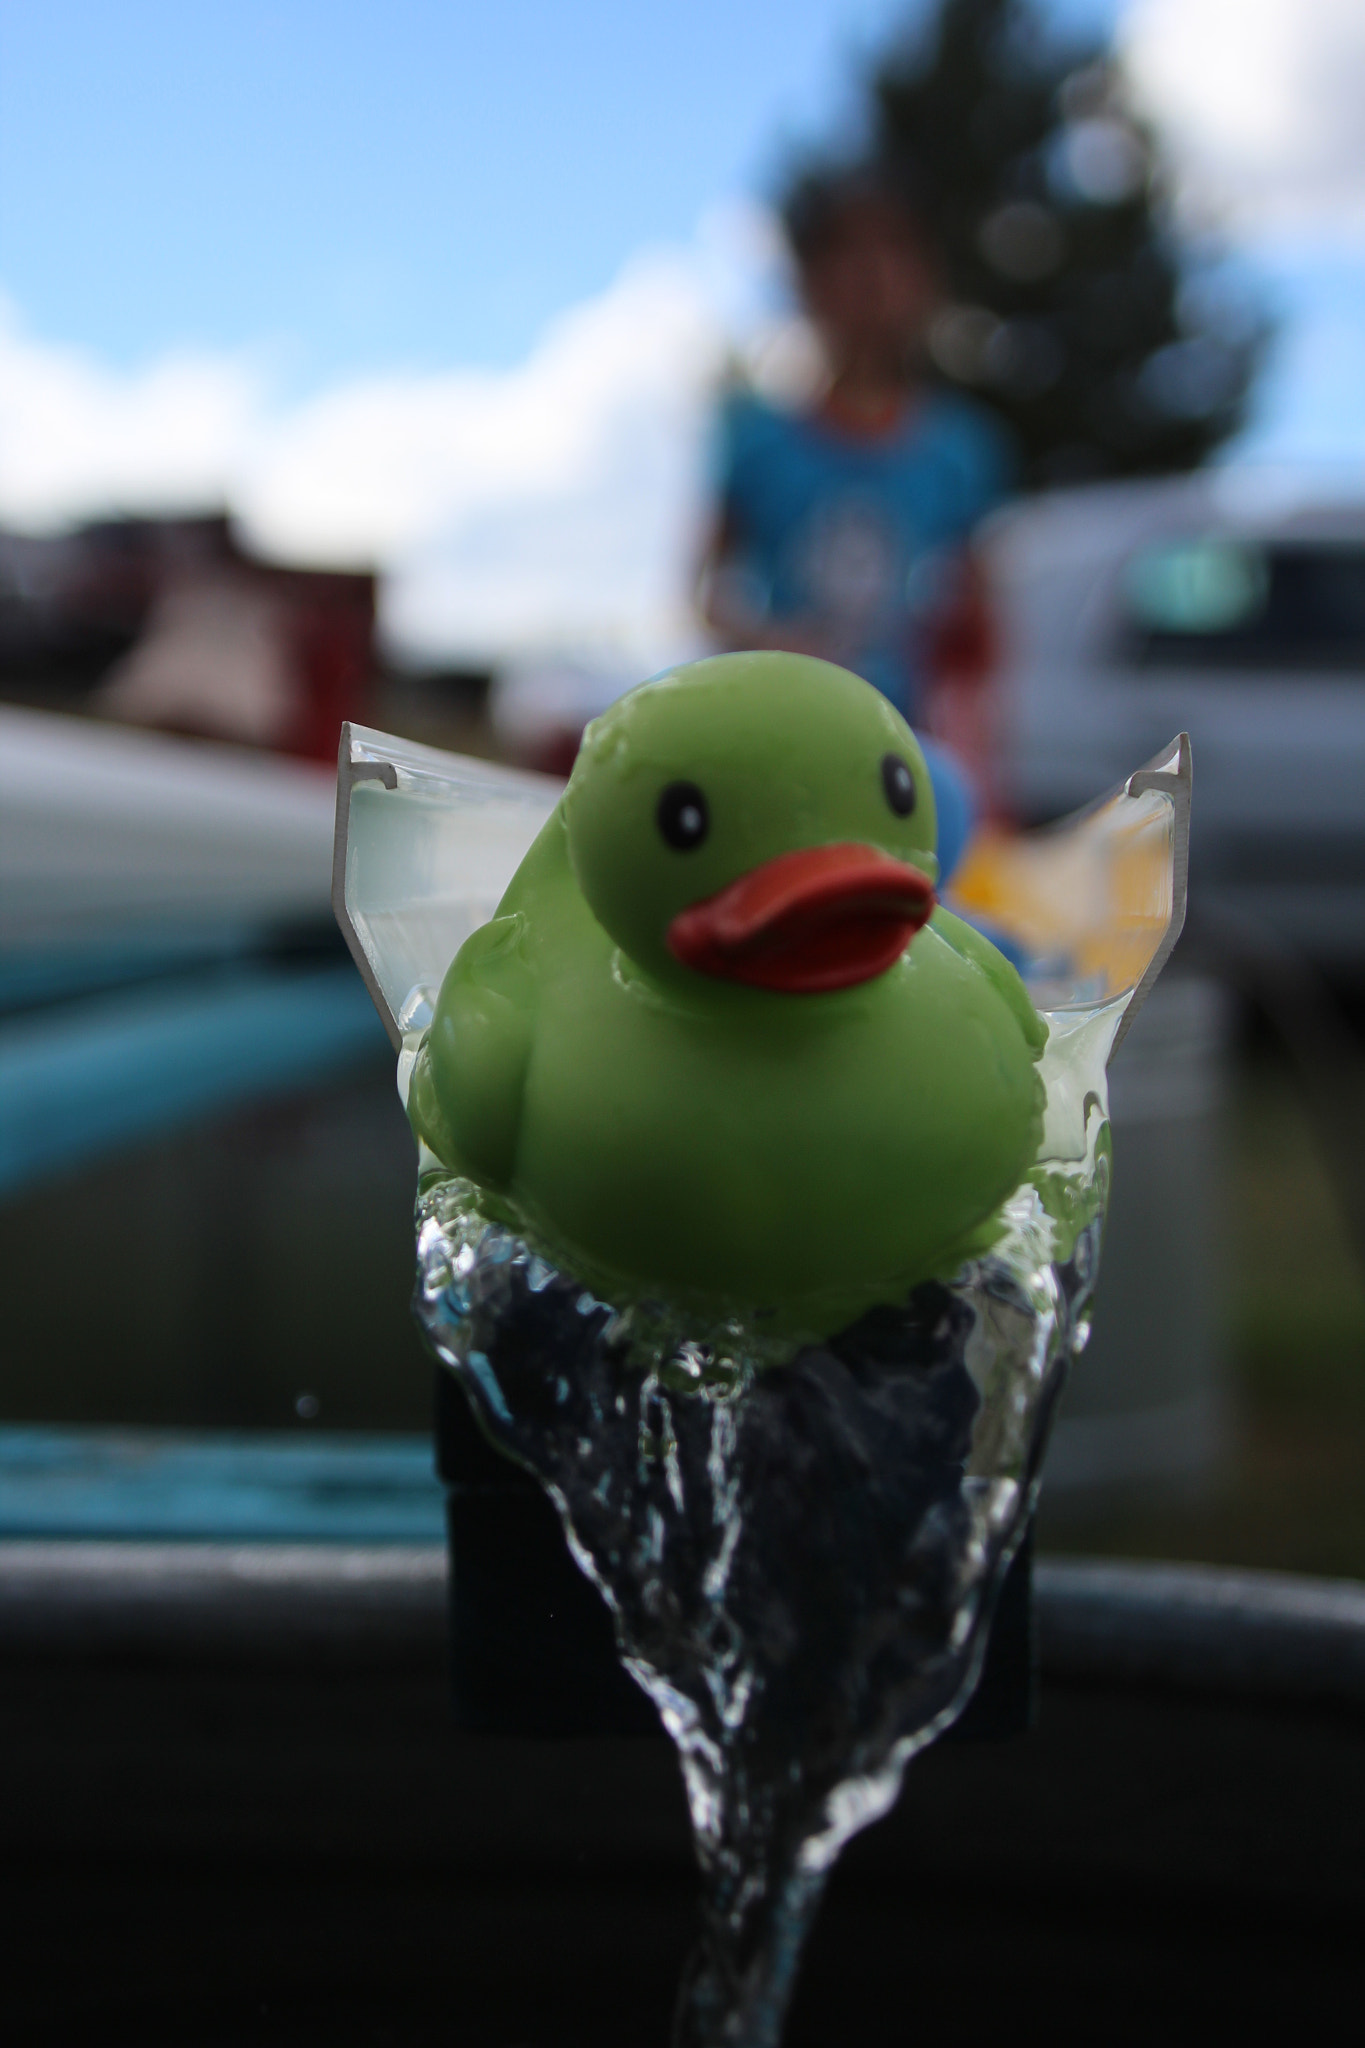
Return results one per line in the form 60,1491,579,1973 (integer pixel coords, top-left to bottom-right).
410,1003,1117,2047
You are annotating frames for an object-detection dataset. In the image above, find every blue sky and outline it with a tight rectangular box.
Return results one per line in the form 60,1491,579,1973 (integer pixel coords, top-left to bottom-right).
0,0,1119,385
0,0,1359,665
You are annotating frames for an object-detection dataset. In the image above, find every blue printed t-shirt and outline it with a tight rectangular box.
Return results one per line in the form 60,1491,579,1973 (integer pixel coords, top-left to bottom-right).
715,387,1012,722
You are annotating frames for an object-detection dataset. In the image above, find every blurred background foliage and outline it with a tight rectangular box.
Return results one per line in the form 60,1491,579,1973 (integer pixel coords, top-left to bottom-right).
857,0,1269,486
1039,1030,1365,1580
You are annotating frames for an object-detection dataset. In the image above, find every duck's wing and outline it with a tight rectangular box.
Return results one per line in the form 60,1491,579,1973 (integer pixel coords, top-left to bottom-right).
929,904,1048,1055
409,910,539,1187
418,804,598,1187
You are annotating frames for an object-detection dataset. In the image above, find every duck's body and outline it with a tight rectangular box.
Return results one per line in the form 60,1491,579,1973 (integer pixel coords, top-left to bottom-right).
410,654,1046,1333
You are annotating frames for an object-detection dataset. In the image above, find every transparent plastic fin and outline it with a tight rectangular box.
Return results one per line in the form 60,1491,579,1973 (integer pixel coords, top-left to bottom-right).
947,733,1190,1063
332,722,561,1050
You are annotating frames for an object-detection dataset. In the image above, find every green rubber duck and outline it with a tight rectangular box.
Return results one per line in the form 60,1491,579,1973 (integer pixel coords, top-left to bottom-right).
409,652,1047,1334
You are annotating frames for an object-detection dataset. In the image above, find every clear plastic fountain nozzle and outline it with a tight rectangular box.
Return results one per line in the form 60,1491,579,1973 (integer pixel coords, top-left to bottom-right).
334,676,1189,2048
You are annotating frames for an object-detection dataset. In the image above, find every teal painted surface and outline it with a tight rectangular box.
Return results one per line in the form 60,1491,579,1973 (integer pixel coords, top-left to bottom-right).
0,927,260,1015
0,1426,445,1541
0,961,390,1198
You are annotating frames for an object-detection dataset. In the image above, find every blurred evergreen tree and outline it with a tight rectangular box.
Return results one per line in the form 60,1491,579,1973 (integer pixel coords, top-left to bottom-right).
859,0,1266,486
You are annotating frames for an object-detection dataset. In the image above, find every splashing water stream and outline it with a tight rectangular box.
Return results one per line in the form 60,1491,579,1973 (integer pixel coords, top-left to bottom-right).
411,1001,1118,2047
335,717,1186,2043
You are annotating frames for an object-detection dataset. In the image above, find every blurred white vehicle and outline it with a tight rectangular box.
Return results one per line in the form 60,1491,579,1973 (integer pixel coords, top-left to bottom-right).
985,476,1365,961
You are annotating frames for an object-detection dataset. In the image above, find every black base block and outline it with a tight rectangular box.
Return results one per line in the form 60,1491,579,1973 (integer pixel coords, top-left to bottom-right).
435,1369,1035,1740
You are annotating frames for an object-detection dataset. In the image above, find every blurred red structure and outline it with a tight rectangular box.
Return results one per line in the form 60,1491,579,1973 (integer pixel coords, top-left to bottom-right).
0,513,375,764
270,561,377,765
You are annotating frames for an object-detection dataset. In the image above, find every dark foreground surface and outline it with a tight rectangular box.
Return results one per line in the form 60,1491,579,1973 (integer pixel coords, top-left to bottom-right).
3,1581,1361,2048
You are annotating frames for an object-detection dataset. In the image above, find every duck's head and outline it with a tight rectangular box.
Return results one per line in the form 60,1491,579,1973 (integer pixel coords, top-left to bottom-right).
563,652,939,994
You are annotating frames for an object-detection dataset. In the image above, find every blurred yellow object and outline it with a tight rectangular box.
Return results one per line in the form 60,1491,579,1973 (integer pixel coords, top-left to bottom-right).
947,735,1190,1054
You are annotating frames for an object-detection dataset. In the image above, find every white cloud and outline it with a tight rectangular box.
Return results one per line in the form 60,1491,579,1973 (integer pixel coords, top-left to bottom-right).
1229,257,1365,467
1122,0,1365,236
0,313,261,524
0,209,784,668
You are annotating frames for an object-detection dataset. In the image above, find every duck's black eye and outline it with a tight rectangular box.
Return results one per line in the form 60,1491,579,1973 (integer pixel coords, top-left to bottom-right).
657,781,709,850
881,754,917,818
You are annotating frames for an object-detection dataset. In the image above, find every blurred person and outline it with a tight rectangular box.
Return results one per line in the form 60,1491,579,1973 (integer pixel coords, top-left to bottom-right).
700,164,1013,863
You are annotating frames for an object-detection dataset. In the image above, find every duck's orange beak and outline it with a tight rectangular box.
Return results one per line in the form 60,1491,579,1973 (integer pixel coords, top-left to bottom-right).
667,843,936,994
